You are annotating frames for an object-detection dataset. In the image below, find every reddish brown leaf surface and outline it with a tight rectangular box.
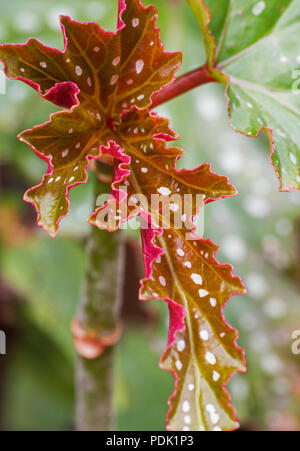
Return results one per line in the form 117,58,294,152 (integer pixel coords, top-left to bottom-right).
0,0,181,235
141,224,246,431
89,109,235,231
89,110,246,431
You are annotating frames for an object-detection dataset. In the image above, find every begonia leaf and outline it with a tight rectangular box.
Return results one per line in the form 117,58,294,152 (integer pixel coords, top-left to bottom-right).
0,0,181,235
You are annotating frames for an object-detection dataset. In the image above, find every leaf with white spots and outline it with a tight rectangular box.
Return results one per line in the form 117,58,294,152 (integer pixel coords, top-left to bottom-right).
89,108,236,231
19,104,112,236
0,1,180,112
140,225,246,431
0,0,247,433
87,105,245,430
189,0,300,190
0,0,181,234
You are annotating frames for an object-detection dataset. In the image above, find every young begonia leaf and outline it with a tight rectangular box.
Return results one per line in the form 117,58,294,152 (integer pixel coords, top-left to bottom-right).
140,225,246,431
89,108,236,231
188,0,300,191
89,111,246,431
0,0,181,235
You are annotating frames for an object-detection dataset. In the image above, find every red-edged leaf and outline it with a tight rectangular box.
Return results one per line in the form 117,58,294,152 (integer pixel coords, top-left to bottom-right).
0,0,181,235
19,105,109,236
88,108,245,431
140,223,246,431
89,108,235,231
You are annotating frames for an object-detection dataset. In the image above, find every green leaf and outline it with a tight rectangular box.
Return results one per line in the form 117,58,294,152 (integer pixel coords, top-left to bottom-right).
189,0,300,190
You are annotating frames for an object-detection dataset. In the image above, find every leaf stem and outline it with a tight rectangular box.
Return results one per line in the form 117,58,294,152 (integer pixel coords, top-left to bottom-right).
150,64,216,108
75,176,125,431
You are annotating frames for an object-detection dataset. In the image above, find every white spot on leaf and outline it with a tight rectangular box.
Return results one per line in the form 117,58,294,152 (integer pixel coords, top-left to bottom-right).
184,415,191,425
213,371,220,382
157,187,171,196
210,297,217,307
135,59,144,74
159,276,166,286
182,401,190,412
252,1,266,16
177,340,185,352
200,330,209,341
191,273,203,285
110,75,119,86
205,352,216,365
75,65,83,76
112,56,120,66
211,412,220,424
175,360,182,370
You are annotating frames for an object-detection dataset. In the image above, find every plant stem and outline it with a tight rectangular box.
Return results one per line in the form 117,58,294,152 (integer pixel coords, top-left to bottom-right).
75,177,124,431
150,64,216,108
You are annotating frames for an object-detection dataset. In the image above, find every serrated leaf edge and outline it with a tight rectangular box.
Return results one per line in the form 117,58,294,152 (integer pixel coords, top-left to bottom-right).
139,211,247,431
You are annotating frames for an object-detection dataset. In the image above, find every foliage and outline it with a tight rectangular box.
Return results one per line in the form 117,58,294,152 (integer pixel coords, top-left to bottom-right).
189,0,300,191
1,0,300,432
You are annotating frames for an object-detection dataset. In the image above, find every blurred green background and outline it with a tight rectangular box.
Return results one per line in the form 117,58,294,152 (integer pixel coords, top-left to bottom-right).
0,0,300,431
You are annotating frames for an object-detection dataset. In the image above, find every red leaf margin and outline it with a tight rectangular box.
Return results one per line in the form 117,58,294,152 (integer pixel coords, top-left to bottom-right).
0,24,79,109
139,212,247,431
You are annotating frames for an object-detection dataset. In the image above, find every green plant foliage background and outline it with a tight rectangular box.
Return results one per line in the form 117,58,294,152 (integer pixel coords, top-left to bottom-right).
0,0,300,431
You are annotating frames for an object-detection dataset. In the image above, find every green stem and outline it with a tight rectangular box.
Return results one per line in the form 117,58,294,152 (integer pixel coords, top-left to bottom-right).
75,176,124,431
